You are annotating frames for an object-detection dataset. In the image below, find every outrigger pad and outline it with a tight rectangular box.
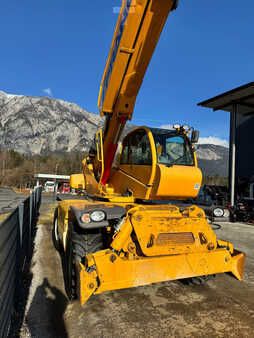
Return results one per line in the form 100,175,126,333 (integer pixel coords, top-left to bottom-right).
231,250,246,280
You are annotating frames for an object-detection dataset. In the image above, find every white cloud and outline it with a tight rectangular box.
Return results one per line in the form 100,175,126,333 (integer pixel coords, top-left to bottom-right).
198,136,229,148
159,124,173,130
43,88,52,96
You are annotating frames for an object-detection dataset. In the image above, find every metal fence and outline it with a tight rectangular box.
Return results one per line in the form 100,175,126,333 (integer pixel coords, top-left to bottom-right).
0,187,42,338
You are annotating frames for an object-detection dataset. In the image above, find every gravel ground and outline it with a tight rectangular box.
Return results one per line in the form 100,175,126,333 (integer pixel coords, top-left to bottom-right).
17,200,254,338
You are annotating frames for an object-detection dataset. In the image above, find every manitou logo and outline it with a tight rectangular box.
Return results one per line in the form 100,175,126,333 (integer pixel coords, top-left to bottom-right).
113,0,136,14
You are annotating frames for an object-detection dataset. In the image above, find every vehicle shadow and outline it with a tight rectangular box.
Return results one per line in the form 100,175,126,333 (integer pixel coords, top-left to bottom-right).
26,278,69,338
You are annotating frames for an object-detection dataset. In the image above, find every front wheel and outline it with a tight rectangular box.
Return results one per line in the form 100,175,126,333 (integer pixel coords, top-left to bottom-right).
63,226,104,300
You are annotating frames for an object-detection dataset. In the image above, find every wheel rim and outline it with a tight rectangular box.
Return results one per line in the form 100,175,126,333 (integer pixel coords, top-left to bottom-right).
54,218,59,242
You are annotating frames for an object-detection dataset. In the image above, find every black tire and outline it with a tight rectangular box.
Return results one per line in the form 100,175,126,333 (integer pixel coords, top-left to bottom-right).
52,208,61,252
63,226,104,300
185,274,216,286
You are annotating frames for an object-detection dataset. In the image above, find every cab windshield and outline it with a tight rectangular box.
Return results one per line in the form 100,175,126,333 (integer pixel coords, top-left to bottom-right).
151,128,194,166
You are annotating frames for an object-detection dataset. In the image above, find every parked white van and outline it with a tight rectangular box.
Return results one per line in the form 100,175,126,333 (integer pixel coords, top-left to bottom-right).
44,181,55,192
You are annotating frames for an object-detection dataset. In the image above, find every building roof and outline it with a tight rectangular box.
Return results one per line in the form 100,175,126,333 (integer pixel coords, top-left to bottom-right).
34,174,70,180
198,81,254,115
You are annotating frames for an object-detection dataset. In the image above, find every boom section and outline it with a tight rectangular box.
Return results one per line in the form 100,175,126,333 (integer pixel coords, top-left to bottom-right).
97,0,178,185
98,0,178,117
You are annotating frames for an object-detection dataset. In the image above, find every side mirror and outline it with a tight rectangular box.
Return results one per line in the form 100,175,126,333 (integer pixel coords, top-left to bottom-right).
191,130,199,143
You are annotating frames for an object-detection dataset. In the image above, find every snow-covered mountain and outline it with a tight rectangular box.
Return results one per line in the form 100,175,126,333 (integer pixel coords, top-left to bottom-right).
196,144,229,177
0,91,103,155
0,91,229,176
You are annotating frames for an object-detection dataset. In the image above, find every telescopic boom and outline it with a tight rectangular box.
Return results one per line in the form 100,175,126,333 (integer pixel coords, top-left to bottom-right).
98,0,178,185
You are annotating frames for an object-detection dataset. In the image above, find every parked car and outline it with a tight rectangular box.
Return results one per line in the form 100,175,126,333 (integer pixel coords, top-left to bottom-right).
61,182,70,194
44,181,55,193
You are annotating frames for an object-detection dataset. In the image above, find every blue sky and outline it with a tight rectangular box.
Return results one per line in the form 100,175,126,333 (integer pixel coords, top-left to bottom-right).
1,0,254,146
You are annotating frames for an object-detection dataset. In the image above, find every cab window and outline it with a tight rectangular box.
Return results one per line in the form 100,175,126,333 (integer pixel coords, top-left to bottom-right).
152,129,194,166
120,129,152,165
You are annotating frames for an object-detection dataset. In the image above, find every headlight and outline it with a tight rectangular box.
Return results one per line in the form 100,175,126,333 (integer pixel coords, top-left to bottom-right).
223,209,230,218
213,208,224,217
90,210,106,222
81,213,90,223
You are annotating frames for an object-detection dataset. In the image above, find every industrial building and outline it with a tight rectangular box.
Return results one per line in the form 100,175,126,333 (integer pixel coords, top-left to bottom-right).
199,81,254,205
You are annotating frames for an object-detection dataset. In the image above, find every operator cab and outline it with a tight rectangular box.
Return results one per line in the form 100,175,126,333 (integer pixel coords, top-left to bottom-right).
120,127,195,168
109,126,202,200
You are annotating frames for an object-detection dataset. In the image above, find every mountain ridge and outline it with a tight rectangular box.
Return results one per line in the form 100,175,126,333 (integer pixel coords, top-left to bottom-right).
0,91,229,177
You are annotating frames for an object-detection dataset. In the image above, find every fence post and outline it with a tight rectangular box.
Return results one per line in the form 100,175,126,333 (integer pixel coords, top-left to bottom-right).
35,187,38,213
18,203,24,249
35,187,39,217
14,203,24,309
38,187,42,213
29,192,34,255
33,191,36,224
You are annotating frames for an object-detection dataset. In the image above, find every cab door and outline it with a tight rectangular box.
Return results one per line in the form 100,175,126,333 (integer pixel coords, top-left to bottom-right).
116,128,156,197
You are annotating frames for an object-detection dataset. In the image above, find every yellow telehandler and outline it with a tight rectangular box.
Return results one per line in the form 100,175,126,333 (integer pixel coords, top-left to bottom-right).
52,0,245,306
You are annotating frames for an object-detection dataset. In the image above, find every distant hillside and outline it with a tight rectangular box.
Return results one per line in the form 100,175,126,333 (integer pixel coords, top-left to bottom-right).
0,90,103,155
196,144,229,177
0,91,229,177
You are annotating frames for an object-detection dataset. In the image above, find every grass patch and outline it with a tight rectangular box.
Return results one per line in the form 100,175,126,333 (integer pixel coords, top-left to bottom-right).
12,187,28,194
38,202,58,226
0,213,9,223
12,187,22,194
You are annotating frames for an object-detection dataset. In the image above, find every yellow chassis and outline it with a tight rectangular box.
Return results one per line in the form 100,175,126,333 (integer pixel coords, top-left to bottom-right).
55,0,246,307
77,245,245,306
57,199,245,306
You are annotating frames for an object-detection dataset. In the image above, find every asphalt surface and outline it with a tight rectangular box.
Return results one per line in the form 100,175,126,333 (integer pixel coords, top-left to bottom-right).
21,199,254,338
0,188,27,214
